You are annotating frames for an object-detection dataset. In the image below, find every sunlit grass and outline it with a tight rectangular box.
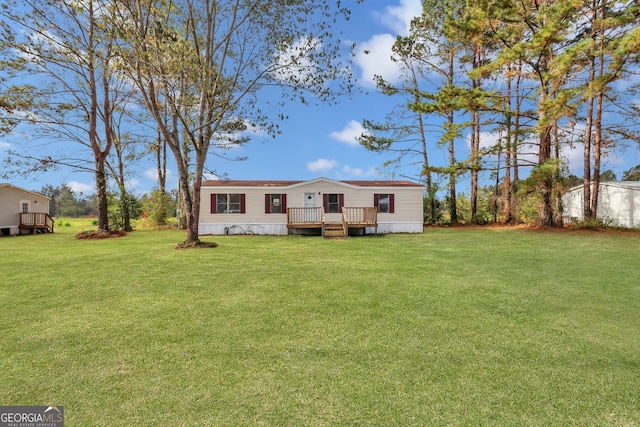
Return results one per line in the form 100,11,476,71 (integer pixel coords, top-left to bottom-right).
1,226,639,425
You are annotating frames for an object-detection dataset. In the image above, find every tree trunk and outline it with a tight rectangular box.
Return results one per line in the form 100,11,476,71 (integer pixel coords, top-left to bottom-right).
95,158,109,231
469,48,481,220
511,61,523,220
448,111,458,224
503,65,513,223
538,89,554,227
590,2,606,220
447,46,457,224
470,108,479,219
583,1,598,220
156,128,167,194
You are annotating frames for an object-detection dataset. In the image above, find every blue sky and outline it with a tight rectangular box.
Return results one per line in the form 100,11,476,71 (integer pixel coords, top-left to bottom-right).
2,0,639,196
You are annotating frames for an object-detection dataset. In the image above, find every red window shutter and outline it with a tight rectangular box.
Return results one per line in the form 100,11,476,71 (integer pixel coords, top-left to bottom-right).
265,194,271,214
240,194,246,214
323,193,328,212
389,194,395,213
339,194,344,211
281,194,287,212
211,194,217,214
374,194,379,210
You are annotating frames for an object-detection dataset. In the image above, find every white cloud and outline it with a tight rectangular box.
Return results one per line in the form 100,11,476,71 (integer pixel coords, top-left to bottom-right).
354,0,422,87
341,165,378,178
144,168,159,181
67,180,94,195
375,0,423,35
308,158,338,172
353,34,402,87
0,141,11,150
272,36,323,85
467,123,626,178
126,177,141,190
329,120,369,146
144,168,175,182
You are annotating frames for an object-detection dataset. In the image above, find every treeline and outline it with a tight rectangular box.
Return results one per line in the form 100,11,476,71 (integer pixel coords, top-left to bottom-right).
440,165,640,224
361,0,640,225
40,184,178,230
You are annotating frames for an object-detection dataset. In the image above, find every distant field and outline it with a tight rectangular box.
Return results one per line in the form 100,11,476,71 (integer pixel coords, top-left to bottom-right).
1,224,639,426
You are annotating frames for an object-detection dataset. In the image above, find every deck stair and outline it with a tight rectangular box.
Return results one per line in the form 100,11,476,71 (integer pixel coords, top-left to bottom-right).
322,222,346,239
19,213,55,234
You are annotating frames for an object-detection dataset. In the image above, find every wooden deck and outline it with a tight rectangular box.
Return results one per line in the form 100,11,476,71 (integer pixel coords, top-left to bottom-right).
19,213,55,234
287,207,377,238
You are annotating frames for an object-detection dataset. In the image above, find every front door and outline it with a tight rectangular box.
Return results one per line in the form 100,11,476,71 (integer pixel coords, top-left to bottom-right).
304,192,316,208
303,192,317,222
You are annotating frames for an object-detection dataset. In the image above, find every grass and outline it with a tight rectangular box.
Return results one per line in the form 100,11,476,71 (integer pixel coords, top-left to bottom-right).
1,222,639,426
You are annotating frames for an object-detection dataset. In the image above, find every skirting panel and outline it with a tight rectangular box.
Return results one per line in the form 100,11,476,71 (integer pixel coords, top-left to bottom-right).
374,223,423,234
199,223,288,235
200,222,423,235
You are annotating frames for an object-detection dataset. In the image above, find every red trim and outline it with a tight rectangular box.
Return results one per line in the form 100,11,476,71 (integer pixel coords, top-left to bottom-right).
374,194,379,210
211,194,217,214
389,194,395,213
323,194,328,212
338,194,344,211
281,194,287,212
240,194,246,214
265,194,270,214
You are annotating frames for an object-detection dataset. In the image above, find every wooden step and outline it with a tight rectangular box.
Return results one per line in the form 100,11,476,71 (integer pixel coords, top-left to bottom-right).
323,223,346,238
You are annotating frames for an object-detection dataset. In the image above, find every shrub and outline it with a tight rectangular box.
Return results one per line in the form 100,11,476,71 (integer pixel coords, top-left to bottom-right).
142,189,174,227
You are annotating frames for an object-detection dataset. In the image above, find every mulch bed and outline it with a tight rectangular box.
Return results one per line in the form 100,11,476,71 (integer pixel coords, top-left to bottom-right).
175,240,218,249
75,230,128,239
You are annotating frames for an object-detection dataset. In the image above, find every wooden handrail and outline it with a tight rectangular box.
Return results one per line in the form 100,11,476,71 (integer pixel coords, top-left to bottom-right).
287,207,323,224
20,212,54,233
342,207,377,224
341,209,348,234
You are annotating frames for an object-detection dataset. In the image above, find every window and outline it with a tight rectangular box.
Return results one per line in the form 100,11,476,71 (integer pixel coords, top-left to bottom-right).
265,194,287,214
21,202,29,213
374,194,394,213
323,193,343,213
211,193,245,214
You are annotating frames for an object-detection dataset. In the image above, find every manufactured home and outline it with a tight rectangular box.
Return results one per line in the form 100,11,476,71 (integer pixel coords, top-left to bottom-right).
199,178,424,237
0,183,54,235
563,181,640,228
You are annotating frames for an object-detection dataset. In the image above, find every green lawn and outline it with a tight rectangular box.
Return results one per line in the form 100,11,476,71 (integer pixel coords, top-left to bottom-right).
1,223,639,426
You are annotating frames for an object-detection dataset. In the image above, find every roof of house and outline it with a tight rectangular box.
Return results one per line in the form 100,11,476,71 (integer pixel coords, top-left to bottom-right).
0,183,51,200
566,181,640,193
201,177,424,188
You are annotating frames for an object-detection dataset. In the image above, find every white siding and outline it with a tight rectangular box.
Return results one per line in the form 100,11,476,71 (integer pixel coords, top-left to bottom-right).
562,182,640,228
0,185,50,234
199,178,424,235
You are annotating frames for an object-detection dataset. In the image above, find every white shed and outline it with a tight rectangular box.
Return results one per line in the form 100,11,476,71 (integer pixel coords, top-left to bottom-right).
562,181,640,228
0,183,53,235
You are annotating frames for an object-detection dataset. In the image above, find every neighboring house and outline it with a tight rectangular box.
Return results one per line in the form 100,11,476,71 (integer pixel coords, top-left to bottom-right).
563,181,640,228
0,184,54,236
199,177,424,237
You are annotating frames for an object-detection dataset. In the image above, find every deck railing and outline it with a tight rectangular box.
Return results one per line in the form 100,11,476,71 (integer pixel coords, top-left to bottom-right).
287,207,323,225
20,212,55,233
287,206,378,236
342,207,377,225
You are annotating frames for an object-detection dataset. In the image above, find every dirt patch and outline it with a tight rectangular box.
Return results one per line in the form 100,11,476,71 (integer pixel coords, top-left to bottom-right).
175,240,218,249
76,230,127,239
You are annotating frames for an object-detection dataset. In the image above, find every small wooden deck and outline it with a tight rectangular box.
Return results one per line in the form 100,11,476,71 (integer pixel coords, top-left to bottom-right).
19,213,55,234
287,207,377,238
